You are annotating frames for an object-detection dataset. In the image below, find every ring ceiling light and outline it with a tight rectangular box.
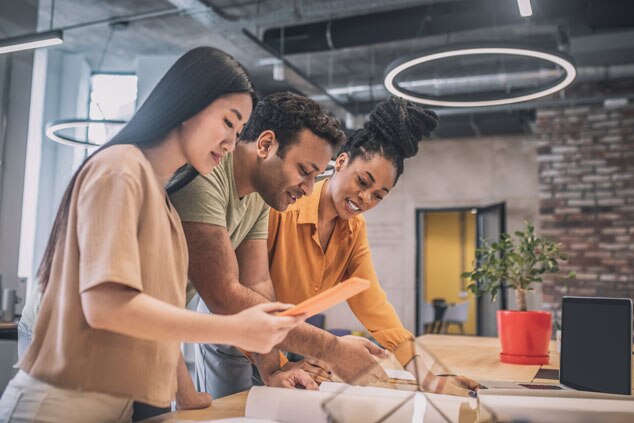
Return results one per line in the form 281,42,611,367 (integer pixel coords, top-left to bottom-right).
45,119,126,148
384,46,576,107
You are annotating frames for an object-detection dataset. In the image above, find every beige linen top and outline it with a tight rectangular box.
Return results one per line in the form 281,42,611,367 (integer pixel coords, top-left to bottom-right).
20,145,188,407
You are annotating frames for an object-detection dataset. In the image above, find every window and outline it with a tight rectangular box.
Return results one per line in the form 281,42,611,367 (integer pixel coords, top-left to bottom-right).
87,73,138,145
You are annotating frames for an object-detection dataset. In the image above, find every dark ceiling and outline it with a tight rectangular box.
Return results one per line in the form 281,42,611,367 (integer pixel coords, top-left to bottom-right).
7,0,634,137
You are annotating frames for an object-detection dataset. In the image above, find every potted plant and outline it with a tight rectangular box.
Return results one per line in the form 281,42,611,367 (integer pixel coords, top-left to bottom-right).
462,221,575,364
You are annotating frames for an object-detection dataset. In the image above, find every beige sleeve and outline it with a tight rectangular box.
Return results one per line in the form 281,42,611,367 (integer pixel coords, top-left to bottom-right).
245,203,271,240
76,169,144,293
169,171,229,228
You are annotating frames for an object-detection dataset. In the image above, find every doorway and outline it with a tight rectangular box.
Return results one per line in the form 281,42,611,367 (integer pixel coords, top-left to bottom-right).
415,203,507,336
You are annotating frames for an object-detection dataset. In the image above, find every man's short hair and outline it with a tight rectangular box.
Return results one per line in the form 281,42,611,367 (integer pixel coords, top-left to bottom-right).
240,91,345,157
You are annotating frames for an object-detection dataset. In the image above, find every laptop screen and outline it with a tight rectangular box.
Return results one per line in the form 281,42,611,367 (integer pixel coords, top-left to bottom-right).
561,297,632,395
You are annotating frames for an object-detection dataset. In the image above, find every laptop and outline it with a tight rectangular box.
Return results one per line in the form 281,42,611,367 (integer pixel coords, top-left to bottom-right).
480,296,632,395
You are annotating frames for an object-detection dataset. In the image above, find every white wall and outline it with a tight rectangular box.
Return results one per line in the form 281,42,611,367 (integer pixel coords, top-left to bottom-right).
23,51,91,292
322,136,540,334
135,55,178,107
0,0,39,392
0,0,38,295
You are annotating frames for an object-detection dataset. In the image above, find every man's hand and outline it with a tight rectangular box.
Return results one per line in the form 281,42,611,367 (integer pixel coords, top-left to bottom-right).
325,335,389,385
282,358,333,384
267,368,319,390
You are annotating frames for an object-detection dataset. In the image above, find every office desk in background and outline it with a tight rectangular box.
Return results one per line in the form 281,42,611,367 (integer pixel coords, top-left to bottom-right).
0,322,18,341
0,322,18,397
141,334,633,422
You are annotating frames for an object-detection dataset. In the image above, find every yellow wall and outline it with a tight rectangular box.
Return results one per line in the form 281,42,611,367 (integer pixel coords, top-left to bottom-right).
423,211,477,335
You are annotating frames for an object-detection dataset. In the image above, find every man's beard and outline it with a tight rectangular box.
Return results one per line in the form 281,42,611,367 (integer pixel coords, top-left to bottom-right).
252,162,287,211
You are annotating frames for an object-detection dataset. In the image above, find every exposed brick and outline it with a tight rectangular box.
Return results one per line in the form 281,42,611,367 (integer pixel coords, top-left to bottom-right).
597,198,625,206
537,109,561,118
596,166,621,174
602,227,628,235
587,113,608,121
555,207,582,215
579,159,607,167
567,183,593,191
553,176,578,184
564,106,591,115
537,154,565,162
535,98,634,312
568,199,596,207
612,174,634,181
599,274,619,282
582,175,610,183
584,251,612,259
599,135,623,143
598,242,628,250
554,191,582,199
551,146,579,154
593,120,619,129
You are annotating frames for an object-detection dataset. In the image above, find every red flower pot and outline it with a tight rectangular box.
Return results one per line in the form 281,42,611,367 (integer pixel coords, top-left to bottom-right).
497,310,552,365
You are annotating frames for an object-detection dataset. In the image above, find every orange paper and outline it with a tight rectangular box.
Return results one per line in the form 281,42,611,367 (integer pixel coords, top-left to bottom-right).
278,277,371,318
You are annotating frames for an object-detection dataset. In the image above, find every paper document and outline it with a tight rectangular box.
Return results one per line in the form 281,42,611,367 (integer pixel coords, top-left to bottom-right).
478,389,634,423
207,419,277,423
385,369,417,381
237,384,426,423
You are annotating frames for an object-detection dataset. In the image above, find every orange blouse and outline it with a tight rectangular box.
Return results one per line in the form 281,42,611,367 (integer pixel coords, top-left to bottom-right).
268,180,414,365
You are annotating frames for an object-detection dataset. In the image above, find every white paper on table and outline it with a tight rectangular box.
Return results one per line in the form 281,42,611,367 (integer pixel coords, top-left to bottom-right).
320,382,426,422
384,368,417,381
244,387,329,423
478,389,634,423
319,381,416,398
204,419,278,423
242,385,426,423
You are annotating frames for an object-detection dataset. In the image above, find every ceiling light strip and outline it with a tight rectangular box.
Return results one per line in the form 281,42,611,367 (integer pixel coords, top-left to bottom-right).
517,0,533,17
0,30,63,55
384,47,576,107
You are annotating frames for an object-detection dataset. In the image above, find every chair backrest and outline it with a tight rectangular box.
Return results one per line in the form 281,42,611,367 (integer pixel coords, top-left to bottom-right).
421,302,435,324
443,302,469,322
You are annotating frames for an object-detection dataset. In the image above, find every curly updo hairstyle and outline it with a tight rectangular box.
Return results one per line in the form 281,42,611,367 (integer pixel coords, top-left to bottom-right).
340,96,439,183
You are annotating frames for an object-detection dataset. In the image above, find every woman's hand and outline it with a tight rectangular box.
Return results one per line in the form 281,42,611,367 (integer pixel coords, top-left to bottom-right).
227,303,305,354
176,390,212,410
406,355,480,397
427,374,480,397
175,354,212,410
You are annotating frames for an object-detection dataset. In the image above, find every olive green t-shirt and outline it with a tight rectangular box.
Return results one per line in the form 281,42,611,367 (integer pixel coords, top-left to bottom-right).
169,153,270,303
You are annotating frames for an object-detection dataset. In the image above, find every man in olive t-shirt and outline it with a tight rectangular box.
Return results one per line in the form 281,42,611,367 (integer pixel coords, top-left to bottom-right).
171,150,269,306
170,92,385,399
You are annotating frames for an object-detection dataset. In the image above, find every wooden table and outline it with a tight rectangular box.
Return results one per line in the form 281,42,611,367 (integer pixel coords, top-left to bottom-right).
141,335,563,422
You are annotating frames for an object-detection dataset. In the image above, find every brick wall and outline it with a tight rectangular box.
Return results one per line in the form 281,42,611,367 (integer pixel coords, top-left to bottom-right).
534,98,634,312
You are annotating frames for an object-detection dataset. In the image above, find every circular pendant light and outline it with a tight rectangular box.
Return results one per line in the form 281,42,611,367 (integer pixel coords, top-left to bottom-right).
384,44,576,107
45,119,126,148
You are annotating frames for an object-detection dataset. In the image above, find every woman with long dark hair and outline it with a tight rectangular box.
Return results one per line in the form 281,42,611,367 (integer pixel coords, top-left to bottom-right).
0,47,305,422
268,96,481,396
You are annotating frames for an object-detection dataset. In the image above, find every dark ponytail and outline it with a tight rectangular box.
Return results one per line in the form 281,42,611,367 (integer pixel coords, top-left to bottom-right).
340,96,439,182
37,47,256,289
